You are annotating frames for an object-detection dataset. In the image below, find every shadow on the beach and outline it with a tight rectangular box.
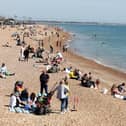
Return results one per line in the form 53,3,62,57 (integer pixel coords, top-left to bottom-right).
78,83,83,87
5,94,10,97
33,110,61,116
4,105,9,107
50,110,61,114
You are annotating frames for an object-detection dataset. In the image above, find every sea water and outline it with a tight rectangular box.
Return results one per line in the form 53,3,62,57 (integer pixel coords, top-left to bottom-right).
45,22,126,72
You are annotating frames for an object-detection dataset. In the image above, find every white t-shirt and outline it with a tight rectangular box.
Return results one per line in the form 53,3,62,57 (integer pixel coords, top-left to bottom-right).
0,66,7,74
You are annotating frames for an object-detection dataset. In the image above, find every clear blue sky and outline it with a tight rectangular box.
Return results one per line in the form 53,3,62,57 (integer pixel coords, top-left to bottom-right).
0,0,126,23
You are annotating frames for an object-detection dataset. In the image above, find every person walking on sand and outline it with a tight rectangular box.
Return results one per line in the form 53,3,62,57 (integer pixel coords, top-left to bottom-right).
40,70,50,95
53,80,70,114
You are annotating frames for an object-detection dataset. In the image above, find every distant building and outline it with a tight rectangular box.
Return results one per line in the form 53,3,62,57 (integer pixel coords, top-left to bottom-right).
0,16,5,25
3,18,16,25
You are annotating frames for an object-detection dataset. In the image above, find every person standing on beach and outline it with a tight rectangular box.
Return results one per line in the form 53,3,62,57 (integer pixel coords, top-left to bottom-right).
19,44,25,61
49,45,53,54
16,34,21,46
56,32,60,47
40,71,50,95
24,46,30,62
63,43,69,52
53,80,69,114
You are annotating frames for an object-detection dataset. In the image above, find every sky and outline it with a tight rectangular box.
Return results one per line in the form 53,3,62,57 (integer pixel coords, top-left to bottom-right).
0,0,126,23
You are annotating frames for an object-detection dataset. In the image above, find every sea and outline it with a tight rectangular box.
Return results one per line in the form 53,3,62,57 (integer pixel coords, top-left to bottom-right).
42,22,126,72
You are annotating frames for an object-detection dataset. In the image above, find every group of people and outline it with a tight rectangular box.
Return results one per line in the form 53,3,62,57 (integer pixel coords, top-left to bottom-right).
39,70,70,114
19,44,35,62
9,81,39,113
81,72,100,89
0,24,72,115
9,71,70,115
39,70,70,113
63,66,100,90
5,24,126,118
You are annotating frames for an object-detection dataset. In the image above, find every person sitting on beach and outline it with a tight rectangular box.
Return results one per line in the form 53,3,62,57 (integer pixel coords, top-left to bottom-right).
94,79,100,89
14,81,24,94
9,93,17,112
34,91,54,115
32,46,44,58
84,76,95,88
20,88,29,102
35,57,50,65
24,92,37,112
63,66,73,74
69,69,81,80
111,84,126,100
74,69,82,80
0,63,15,79
55,51,63,63
81,74,100,89
117,83,126,93
81,73,88,86
9,92,25,112
69,70,78,80
47,62,60,73
88,72,92,79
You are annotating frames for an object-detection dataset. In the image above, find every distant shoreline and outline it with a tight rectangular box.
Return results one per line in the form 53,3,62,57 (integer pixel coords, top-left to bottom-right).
33,20,126,26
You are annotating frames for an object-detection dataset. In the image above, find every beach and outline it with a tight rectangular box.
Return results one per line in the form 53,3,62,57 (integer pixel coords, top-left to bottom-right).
0,24,126,126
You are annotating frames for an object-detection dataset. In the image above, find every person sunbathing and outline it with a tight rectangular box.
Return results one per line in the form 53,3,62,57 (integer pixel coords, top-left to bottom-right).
111,84,126,100
117,83,126,93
